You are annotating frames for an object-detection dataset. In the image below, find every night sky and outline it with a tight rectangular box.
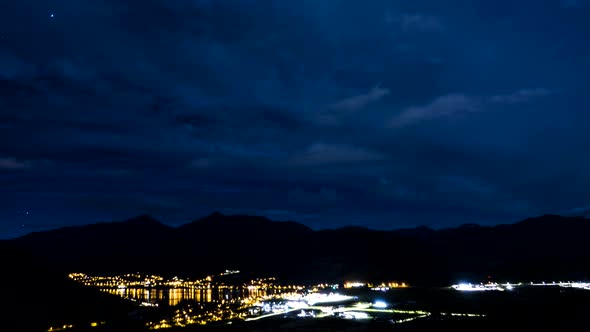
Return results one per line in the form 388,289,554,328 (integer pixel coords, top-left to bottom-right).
1,0,590,238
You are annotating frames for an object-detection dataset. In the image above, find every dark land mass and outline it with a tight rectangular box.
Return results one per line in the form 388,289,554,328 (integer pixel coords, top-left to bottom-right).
7,213,590,285
0,242,141,331
2,212,590,331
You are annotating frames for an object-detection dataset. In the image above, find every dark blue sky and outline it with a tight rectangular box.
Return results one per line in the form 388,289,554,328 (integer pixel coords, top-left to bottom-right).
1,0,590,238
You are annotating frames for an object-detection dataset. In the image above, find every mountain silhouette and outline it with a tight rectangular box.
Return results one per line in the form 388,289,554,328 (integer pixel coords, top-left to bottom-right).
7,213,590,285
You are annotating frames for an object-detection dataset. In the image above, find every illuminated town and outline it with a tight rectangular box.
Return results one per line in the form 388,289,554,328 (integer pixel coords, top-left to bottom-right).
46,271,587,332
54,271,590,331
58,271,494,331
451,281,590,292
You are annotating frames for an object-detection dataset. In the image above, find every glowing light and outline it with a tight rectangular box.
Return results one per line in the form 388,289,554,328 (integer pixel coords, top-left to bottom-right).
303,293,355,305
452,283,504,291
285,301,307,309
344,282,365,288
373,300,388,308
341,311,370,319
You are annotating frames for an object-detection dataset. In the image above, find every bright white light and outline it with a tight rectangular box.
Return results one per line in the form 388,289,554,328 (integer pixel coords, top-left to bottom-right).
569,282,590,290
373,300,388,308
50,13,55,18
304,293,354,305
342,311,370,319
452,283,478,291
286,301,307,309
452,283,504,291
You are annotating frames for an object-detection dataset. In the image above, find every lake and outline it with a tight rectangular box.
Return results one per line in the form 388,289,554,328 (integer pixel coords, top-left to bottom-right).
101,286,280,307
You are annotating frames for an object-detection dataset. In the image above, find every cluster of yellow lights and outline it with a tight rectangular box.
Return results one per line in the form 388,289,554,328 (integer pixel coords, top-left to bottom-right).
147,300,256,329
343,281,408,289
392,313,431,324
69,272,165,288
47,322,105,332
47,325,73,332
145,288,307,329
68,271,304,329
69,272,303,292
440,312,486,317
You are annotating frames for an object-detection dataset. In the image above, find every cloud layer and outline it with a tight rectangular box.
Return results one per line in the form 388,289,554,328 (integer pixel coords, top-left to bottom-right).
1,0,590,236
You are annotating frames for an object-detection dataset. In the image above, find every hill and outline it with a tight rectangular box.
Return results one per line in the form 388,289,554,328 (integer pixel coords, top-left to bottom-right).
8,213,590,285
0,242,139,331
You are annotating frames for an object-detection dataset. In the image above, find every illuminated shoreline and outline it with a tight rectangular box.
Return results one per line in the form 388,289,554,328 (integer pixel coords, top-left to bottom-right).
62,272,488,330
451,281,590,292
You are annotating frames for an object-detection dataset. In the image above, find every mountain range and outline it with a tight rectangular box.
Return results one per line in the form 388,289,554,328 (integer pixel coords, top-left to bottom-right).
6,213,590,285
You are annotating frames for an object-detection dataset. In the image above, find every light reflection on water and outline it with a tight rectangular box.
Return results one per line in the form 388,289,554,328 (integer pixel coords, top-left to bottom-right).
102,287,270,307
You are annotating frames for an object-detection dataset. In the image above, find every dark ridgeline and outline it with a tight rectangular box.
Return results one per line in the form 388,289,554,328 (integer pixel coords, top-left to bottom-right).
6,213,590,285
0,242,139,331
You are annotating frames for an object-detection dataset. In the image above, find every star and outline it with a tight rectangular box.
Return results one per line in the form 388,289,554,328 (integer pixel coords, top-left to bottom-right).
50,13,55,18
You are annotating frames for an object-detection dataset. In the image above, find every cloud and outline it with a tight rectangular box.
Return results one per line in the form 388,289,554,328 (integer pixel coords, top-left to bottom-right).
289,143,388,166
563,205,590,216
437,175,497,195
0,157,30,170
327,85,390,112
400,14,445,32
390,88,554,127
390,94,477,127
490,88,554,104
198,185,242,194
317,85,390,125
287,187,341,208
1,0,589,231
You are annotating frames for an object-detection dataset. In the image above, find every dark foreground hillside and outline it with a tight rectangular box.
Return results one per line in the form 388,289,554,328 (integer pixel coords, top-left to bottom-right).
0,242,139,331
